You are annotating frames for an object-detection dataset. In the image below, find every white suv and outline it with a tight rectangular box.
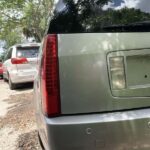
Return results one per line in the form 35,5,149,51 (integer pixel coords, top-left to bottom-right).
3,43,40,89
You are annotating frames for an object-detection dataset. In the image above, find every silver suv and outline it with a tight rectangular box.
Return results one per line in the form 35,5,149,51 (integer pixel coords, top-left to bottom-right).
34,0,150,150
3,43,40,89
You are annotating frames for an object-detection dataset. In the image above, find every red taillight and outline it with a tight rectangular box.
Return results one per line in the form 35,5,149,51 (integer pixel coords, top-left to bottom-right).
41,34,60,117
11,58,28,64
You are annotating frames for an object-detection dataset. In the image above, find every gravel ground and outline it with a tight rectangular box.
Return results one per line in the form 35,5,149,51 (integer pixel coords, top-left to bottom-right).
0,80,42,150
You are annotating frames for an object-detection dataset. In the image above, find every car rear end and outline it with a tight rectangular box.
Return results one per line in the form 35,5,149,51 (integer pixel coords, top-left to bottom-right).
34,1,150,150
10,43,40,84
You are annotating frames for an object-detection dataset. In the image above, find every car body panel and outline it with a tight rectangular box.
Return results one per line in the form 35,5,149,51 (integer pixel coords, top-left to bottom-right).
34,32,150,150
34,0,150,150
35,77,150,150
45,109,150,150
58,33,150,114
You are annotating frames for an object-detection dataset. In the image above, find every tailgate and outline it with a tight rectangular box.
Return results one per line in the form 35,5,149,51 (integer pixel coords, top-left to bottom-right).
16,46,39,74
16,58,37,74
58,33,150,114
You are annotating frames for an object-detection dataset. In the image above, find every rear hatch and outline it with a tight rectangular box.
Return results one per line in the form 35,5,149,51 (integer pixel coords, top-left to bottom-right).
58,33,150,114
16,45,39,76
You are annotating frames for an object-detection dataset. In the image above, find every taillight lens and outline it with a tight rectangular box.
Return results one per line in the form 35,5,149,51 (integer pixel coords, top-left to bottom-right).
41,34,60,117
109,57,126,90
11,58,28,64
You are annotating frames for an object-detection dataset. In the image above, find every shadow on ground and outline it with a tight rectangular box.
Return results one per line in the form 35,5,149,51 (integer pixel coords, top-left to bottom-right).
0,92,35,130
0,86,42,150
17,130,42,150
14,83,33,92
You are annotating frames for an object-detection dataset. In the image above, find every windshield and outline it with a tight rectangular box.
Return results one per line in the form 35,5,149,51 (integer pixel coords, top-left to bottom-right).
48,0,150,33
16,47,39,58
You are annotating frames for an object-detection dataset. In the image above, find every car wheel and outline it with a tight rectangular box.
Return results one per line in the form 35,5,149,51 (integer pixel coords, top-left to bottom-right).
8,75,16,90
3,77,7,82
38,133,45,150
3,75,7,82
3,78,7,82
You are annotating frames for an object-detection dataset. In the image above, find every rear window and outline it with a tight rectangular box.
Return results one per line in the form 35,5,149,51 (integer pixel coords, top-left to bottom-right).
16,47,39,58
48,0,150,33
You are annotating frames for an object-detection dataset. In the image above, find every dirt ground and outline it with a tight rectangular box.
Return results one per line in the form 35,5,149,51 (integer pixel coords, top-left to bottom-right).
0,79,42,150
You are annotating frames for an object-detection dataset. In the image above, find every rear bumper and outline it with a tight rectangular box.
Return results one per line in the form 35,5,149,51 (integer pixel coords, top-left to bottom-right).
10,71,36,83
40,108,150,150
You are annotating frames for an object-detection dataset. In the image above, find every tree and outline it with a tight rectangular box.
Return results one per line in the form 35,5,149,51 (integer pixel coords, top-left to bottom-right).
22,0,54,42
0,52,6,61
0,0,54,48
0,0,24,48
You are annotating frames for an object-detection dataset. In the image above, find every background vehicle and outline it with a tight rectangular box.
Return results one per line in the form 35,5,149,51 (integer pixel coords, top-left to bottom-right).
3,43,40,90
34,0,150,150
0,61,3,78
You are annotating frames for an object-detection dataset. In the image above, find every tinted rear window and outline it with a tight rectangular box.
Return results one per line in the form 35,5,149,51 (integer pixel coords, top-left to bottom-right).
48,0,150,33
17,47,39,58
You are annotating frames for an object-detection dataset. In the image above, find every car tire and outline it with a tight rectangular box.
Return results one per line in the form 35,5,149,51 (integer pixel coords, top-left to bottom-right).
8,75,16,90
38,133,45,150
3,76,7,82
4,78,7,82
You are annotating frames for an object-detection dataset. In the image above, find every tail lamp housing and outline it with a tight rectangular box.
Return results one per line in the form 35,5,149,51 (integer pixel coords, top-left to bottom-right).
41,34,61,117
11,57,28,64
109,56,126,90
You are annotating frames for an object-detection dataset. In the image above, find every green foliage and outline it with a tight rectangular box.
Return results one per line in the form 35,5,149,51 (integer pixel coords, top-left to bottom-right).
0,0,54,49
1,0,150,50
22,0,54,42
76,2,150,31
0,0,24,48
0,52,6,61
105,7,150,25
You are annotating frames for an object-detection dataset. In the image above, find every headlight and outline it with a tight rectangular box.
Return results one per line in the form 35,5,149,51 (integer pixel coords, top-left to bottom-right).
109,57,126,90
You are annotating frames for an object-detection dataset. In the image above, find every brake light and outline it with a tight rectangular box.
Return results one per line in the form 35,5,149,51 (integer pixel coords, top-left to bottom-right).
11,58,28,64
41,34,60,117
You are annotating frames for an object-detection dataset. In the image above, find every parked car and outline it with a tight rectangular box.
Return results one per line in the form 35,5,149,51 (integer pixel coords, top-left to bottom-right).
3,43,40,89
34,1,150,150
0,61,3,78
